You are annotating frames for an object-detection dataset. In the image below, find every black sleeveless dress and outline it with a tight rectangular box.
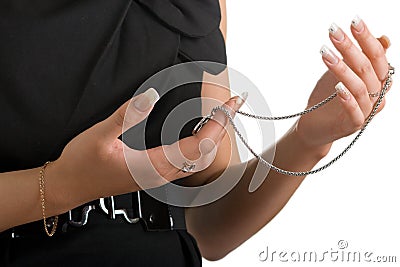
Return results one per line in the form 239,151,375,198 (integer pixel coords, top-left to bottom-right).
0,0,227,266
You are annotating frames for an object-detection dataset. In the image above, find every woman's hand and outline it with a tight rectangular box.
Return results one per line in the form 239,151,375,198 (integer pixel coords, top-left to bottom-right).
295,17,391,153
50,88,245,207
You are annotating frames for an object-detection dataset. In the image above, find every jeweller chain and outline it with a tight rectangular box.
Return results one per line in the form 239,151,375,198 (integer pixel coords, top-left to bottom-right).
211,64,394,176
237,91,338,120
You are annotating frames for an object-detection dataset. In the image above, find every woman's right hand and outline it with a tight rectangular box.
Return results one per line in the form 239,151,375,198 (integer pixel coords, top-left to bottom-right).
49,88,244,209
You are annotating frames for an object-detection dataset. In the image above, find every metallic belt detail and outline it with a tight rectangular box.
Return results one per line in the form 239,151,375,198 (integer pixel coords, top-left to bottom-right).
3,192,184,239
68,205,96,227
137,191,143,219
99,193,140,224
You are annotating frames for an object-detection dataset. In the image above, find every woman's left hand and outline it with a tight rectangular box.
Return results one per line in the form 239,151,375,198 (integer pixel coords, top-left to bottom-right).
296,17,392,153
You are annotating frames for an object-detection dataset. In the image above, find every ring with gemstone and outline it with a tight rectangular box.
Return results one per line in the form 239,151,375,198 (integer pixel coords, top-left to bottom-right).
181,161,196,173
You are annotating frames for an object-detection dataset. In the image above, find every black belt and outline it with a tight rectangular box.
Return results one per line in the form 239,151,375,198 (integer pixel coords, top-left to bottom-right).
1,190,186,240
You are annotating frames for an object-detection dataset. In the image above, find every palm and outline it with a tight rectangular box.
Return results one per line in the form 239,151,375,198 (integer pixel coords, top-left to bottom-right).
297,71,366,148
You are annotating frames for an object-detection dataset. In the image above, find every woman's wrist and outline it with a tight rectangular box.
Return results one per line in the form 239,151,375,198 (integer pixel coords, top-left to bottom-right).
44,160,95,216
291,122,332,161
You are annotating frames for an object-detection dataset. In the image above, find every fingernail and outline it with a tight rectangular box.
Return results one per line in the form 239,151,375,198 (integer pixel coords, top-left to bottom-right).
236,92,248,106
378,35,391,50
320,45,339,65
134,88,160,111
351,15,364,33
233,91,248,112
335,82,351,100
329,23,345,42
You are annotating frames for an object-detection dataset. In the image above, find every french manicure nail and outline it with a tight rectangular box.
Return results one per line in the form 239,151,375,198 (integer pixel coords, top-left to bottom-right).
320,45,339,65
351,15,364,33
329,23,345,42
134,88,160,111
234,91,248,111
335,82,350,100
236,92,248,106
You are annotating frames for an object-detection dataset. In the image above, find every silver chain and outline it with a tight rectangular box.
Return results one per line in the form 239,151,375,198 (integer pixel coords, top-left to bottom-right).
237,91,338,120
210,64,395,176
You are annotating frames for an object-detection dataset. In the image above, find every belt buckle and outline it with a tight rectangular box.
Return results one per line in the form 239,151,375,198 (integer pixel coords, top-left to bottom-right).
99,193,140,224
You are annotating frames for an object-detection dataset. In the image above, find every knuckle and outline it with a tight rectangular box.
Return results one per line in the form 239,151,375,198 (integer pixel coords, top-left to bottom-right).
341,38,353,53
351,84,367,99
358,62,374,75
96,140,113,162
336,62,348,76
370,46,385,61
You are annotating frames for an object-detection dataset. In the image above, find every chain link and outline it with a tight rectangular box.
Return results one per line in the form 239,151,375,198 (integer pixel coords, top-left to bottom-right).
210,64,394,176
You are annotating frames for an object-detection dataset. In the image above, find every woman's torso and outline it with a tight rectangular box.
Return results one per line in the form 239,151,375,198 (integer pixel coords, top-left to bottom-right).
0,0,226,266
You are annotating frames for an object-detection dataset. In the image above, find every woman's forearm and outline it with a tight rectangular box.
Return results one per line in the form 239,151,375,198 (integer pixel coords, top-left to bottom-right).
0,88,242,233
0,165,58,232
0,163,83,232
0,160,116,233
0,91,165,233
186,123,332,260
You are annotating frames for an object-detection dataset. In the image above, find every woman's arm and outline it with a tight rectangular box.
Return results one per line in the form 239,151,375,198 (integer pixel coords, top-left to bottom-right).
187,70,329,260
0,87,243,232
186,1,390,260
0,162,97,233
186,125,327,260
0,94,157,232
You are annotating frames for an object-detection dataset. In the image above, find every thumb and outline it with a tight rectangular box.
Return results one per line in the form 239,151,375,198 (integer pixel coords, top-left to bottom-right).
99,88,160,140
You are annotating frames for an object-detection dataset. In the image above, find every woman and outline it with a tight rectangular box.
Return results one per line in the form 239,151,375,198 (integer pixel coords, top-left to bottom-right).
0,0,391,266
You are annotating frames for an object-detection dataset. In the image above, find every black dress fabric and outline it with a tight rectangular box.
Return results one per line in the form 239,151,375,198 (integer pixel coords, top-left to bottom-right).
0,0,227,266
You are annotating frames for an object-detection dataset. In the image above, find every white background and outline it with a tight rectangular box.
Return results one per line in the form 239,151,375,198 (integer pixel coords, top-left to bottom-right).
204,1,400,266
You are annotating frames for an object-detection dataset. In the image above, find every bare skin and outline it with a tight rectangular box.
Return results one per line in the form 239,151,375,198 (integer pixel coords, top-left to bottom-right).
188,1,392,260
0,0,391,262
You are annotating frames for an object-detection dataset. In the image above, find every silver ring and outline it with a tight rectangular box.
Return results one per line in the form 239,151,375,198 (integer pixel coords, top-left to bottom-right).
192,115,213,135
181,161,196,173
368,91,380,98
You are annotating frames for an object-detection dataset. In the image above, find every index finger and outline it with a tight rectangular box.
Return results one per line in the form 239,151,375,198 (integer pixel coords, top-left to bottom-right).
194,94,246,143
157,95,246,175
